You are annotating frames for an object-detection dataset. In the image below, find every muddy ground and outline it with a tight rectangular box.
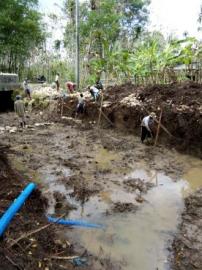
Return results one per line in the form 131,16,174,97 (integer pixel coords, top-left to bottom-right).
0,106,202,269
172,188,202,270
0,81,202,269
0,148,76,270
60,82,202,157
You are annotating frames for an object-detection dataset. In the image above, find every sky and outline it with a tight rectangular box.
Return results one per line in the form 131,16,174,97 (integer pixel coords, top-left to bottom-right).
39,0,202,39
149,0,202,38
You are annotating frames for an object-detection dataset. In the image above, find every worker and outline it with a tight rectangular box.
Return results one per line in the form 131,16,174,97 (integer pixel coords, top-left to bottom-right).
14,95,26,128
76,93,85,116
95,80,103,91
88,85,100,102
141,112,156,143
55,73,60,91
23,79,31,99
66,81,76,93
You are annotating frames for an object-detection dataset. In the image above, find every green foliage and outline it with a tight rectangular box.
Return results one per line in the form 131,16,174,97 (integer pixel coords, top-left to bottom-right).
64,0,149,82
99,33,200,82
0,0,45,73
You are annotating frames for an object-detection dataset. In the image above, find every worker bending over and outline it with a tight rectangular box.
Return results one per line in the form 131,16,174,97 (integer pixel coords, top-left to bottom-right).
76,93,85,116
88,85,100,102
141,112,156,143
66,81,76,93
95,80,103,91
14,96,26,128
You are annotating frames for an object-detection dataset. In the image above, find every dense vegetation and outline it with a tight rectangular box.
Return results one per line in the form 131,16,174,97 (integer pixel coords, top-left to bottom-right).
0,0,44,77
0,0,201,85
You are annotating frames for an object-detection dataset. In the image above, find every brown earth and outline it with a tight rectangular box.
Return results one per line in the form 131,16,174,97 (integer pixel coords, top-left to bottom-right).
0,81,202,269
61,82,202,157
0,148,76,270
172,188,202,270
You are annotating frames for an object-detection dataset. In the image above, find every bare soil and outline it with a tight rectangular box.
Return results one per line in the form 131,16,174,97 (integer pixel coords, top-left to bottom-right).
61,82,202,157
0,82,202,269
0,148,76,270
172,189,202,270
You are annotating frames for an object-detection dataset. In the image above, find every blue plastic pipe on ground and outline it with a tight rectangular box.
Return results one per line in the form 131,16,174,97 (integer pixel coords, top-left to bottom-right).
47,216,104,229
0,183,36,237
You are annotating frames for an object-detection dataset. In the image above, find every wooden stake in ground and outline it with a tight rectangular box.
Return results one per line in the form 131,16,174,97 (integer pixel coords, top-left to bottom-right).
97,92,104,127
143,105,174,138
60,98,64,118
154,108,163,146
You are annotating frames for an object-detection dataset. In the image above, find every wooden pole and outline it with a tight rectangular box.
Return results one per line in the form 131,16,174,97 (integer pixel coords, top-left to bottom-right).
154,108,163,146
61,98,64,118
97,92,104,127
142,105,174,138
100,109,114,126
75,0,80,89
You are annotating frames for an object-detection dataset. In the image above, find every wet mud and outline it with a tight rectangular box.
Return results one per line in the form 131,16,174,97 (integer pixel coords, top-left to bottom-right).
60,82,202,157
0,103,202,269
172,189,202,270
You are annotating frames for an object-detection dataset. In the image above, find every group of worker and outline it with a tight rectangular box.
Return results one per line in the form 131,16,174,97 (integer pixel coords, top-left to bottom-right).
15,74,157,144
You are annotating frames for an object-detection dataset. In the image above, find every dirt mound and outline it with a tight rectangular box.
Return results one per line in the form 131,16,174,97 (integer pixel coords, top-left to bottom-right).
104,82,141,103
59,82,202,158
172,188,202,270
0,149,75,270
139,82,202,107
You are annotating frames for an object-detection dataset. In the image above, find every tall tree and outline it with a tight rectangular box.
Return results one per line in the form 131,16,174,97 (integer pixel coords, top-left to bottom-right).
0,0,45,74
63,0,149,82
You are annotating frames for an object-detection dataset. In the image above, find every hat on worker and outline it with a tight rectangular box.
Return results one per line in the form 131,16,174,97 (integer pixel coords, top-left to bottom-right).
16,95,21,100
150,112,156,118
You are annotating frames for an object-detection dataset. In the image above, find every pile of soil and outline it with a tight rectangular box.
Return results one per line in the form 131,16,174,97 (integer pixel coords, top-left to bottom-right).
172,188,202,270
60,82,202,157
0,147,75,270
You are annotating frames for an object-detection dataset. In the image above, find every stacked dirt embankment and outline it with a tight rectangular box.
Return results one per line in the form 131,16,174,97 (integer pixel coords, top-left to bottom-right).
62,82,202,157
0,148,74,270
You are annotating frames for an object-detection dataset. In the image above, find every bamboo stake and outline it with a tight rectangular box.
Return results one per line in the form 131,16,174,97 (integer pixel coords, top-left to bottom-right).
154,108,163,146
142,105,174,138
100,109,114,126
61,98,64,118
48,255,79,260
97,92,104,127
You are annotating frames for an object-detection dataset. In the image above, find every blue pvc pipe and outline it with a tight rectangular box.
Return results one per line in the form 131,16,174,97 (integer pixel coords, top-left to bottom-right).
47,216,104,229
0,183,36,237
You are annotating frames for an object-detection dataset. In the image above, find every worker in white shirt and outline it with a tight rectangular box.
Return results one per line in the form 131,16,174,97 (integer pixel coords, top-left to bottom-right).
141,112,156,143
88,85,100,102
55,73,60,91
76,93,85,116
23,79,31,99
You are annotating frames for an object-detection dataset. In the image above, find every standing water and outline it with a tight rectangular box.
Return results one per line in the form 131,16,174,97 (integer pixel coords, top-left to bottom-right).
66,157,202,270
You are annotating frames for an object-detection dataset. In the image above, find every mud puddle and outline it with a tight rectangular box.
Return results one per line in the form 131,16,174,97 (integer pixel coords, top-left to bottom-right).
65,163,202,270
1,112,202,270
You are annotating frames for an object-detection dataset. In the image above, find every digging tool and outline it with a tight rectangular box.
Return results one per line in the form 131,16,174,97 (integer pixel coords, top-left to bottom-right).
142,106,174,138
154,108,163,146
97,92,104,127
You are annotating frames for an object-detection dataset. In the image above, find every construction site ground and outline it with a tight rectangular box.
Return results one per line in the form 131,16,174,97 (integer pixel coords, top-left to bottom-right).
0,82,202,270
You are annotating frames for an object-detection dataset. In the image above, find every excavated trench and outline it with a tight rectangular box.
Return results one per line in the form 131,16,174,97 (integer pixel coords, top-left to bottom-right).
0,82,202,269
0,108,202,269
